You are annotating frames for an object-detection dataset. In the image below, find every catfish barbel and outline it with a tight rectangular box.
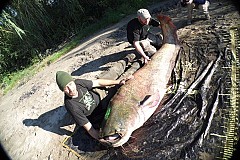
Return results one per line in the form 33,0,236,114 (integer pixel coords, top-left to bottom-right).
100,15,180,147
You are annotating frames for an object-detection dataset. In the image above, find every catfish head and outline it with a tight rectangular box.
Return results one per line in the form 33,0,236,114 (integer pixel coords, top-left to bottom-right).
100,91,161,147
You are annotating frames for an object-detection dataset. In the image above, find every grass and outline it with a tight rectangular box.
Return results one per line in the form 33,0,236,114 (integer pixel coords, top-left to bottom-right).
1,10,125,95
0,0,159,95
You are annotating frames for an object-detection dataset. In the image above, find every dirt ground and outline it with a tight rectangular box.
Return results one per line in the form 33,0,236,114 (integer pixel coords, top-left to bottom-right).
0,0,239,160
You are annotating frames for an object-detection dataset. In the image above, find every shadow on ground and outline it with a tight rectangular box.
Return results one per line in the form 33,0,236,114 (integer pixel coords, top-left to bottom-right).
23,106,74,136
71,49,135,76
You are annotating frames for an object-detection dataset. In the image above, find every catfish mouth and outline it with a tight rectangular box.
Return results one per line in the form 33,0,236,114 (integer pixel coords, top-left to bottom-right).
101,128,134,147
101,131,132,147
103,133,121,143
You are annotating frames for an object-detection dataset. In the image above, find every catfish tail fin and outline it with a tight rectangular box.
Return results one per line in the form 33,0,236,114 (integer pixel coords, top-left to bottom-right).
157,14,179,45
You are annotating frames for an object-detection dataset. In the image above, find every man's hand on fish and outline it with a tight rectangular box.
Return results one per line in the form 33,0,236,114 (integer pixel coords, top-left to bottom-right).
98,137,110,145
99,134,120,146
143,55,151,64
119,75,134,85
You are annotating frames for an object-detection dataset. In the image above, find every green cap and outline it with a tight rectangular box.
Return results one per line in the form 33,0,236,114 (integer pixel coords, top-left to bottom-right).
56,71,73,91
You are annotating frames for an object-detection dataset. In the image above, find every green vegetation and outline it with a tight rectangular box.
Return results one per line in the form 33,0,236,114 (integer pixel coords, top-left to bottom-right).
0,0,159,95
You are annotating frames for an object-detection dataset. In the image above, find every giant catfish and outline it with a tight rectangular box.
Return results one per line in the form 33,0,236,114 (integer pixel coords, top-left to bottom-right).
100,14,180,147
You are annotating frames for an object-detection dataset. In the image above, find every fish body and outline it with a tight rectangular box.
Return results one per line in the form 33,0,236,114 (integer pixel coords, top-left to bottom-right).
100,15,180,147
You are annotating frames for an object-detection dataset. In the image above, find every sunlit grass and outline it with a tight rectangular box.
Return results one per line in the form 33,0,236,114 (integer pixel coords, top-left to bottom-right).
0,11,125,95
0,0,160,95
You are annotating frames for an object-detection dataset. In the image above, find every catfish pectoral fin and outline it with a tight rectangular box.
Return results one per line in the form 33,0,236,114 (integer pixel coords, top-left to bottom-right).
140,91,161,108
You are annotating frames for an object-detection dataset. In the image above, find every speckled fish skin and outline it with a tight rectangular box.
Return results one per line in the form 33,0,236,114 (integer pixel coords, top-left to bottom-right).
101,15,180,147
